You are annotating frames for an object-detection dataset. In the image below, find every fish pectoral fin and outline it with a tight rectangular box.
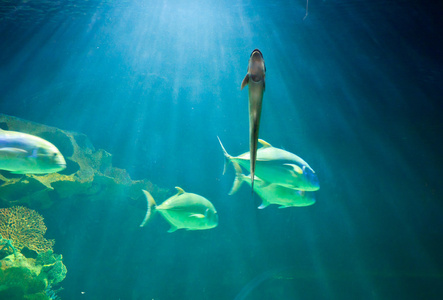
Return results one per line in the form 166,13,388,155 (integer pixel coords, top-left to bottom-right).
258,139,272,148
168,225,178,233
278,205,291,209
0,147,29,157
283,163,303,175
241,74,249,90
258,200,270,209
175,187,185,195
190,213,205,219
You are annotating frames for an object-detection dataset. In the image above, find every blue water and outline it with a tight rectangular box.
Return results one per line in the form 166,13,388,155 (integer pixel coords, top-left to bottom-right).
1,0,442,299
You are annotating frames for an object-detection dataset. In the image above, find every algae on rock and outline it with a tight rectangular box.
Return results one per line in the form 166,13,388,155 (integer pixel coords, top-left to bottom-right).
0,114,168,209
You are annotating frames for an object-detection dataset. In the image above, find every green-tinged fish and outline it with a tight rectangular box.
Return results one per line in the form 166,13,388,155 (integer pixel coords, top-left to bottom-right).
140,187,218,232
241,49,266,192
0,129,66,174
218,137,320,191
229,161,316,209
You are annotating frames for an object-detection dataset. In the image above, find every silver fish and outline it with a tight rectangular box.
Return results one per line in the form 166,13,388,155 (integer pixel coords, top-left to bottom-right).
218,137,319,191
140,187,218,232
229,161,316,209
241,49,266,192
0,129,66,174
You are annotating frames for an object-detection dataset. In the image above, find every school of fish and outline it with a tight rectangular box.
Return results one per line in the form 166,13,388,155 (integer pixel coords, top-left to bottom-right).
1,49,319,233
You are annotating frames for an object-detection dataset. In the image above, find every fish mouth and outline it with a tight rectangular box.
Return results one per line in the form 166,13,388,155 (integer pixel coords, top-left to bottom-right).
250,49,263,58
249,49,265,82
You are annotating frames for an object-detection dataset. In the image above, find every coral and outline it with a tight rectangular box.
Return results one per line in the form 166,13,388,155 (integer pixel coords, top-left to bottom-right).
0,253,49,299
0,267,47,299
0,251,67,299
0,234,18,257
36,251,67,286
0,206,54,253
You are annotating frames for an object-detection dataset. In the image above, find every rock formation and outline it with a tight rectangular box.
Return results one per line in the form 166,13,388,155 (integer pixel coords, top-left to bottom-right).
0,114,168,209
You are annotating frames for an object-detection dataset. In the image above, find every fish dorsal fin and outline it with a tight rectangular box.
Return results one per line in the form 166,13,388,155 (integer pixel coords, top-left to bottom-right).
175,186,185,195
258,139,272,148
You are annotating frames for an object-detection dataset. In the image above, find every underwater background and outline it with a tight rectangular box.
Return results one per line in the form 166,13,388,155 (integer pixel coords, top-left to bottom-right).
1,0,442,299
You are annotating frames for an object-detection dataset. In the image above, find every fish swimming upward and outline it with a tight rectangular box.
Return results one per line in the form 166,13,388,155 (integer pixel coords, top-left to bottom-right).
140,187,218,233
229,161,316,209
217,137,320,192
241,49,266,192
0,129,66,174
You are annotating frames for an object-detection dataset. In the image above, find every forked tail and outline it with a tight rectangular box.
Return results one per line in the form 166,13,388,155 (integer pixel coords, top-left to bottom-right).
229,161,246,195
217,136,232,175
140,189,157,227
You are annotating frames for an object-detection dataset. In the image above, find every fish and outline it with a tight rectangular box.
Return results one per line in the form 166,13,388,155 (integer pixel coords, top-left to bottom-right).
217,137,320,191
0,129,66,174
140,187,218,232
241,49,266,192
229,161,316,209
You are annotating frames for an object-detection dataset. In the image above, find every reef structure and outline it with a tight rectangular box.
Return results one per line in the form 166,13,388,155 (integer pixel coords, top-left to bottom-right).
0,206,65,299
0,114,168,209
0,206,54,253
0,250,67,299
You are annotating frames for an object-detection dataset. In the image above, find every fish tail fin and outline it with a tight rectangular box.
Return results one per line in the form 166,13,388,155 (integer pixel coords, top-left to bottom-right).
140,189,157,227
229,161,245,195
217,136,231,175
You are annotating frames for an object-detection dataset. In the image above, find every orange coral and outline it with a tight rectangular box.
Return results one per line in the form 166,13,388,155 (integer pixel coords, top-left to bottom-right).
0,206,54,253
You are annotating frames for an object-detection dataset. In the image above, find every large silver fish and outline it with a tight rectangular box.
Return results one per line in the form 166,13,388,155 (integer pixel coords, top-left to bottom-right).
218,137,319,191
0,129,66,174
140,187,218,233
241,49,266,192
229,161,316,209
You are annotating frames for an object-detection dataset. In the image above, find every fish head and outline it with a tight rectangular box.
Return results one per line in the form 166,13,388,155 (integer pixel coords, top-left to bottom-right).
300,166,320,191
295,190,316,206
248,49,266,82
30,141,67,173
205,208,219,228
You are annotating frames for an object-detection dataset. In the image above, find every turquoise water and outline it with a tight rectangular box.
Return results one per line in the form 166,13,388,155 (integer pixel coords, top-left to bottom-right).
1,0,442,299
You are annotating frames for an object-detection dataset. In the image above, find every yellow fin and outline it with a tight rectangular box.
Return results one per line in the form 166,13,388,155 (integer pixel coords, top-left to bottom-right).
258,139,272,148
140,189,156,227
190,214,205,219
284,163,303,175
175,187,185,195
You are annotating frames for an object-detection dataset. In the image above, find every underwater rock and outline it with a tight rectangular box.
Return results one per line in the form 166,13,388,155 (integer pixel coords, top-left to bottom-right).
0,251,66,299
0,114,168,209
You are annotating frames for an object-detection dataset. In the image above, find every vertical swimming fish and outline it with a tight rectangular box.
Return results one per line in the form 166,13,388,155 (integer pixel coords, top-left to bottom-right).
241,49,266,192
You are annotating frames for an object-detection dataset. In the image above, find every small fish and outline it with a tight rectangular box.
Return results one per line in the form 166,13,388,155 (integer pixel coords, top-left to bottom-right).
229,161,316,209
0,129,66,174
217,137,319,191
140,187,218,232
241,49,266,192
